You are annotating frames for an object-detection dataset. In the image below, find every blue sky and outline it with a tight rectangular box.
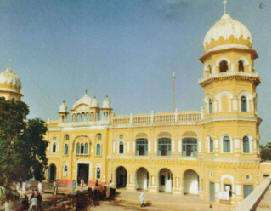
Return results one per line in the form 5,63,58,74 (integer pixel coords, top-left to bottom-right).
0,0,270,144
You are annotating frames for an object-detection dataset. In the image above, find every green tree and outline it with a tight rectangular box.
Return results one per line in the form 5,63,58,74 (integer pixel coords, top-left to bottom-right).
260,142,271,161
0,97,48,202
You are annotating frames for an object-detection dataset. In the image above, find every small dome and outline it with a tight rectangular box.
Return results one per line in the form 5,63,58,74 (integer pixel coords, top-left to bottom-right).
73,93,92,109
102,96,111,109
203,14,252,52
91,96,99,107
0,68,21,88
59,100,68,113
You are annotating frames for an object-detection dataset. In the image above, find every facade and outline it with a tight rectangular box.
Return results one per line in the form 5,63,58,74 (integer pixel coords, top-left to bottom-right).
1,12,270,206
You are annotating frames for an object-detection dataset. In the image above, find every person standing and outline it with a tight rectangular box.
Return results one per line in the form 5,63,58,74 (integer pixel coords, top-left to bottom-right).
37,181,42,193
80,178,84,187
72,180,77,193
53,180,58,195
28,192,37,211
139,191,144,207
37,192,42,210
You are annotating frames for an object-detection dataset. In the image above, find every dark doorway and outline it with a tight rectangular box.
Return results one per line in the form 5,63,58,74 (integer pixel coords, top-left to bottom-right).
48,164,56,181
116,166,127,188
209,182,215,202
77,164,89,185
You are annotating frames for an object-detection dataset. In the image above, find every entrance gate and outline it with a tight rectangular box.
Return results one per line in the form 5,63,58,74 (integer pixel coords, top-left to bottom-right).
77,164,89,185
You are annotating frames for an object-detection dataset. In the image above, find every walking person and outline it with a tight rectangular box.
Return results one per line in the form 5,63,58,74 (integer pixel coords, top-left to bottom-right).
53,180,58,195
28,192,37,211
139,191,144,207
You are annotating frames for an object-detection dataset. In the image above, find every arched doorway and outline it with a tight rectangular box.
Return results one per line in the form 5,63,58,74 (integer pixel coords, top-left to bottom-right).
116,166,127,188
136,168,149,190
184,169,199,194
48,164,56,181
159,169,173,192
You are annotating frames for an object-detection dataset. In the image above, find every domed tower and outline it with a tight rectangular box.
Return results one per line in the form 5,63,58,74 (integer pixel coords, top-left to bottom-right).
90,96,100,121
0,67,22,100
199,13,260,159
101,95,112,121
59,100,68,123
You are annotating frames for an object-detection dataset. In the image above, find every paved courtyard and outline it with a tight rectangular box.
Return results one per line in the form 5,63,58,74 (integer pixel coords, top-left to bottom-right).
30,186,235,211
91,189,233,211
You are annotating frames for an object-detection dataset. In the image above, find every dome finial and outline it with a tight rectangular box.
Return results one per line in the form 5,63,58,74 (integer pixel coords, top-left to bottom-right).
223,0,228,14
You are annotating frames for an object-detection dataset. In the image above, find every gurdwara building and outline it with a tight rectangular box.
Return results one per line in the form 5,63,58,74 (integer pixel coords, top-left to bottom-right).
1,12,271,205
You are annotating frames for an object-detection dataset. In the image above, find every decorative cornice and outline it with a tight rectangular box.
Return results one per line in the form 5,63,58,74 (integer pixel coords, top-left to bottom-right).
202,116,258,124
199,71,260,87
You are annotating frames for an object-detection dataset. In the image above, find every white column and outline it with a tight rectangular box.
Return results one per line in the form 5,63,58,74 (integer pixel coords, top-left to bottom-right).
198,140,201,152
178,140,182,152
127,141,130,153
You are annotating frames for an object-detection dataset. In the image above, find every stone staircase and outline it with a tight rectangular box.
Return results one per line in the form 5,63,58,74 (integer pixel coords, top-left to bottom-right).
256,185,271,211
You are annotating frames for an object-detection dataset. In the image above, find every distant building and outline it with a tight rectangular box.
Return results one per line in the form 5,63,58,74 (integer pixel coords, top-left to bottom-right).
1,12,271,206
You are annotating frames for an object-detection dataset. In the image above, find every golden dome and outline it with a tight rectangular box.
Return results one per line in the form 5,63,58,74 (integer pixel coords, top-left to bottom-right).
0,68,21,88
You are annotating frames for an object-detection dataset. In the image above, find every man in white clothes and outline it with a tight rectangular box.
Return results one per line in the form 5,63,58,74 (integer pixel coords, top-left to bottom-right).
38,181,43,193
139,191,144,207
28,196,37,211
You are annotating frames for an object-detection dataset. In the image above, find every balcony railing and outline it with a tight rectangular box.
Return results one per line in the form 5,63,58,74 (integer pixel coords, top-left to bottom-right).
112,111,201,127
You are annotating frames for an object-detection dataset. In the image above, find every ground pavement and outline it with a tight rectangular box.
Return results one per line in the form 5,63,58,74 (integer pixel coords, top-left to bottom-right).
29,186,234,211
92,189,232,211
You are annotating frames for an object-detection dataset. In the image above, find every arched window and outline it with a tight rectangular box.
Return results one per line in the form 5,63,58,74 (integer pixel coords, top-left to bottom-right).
96,167,100,179
241,96,247,112
81,113,85,121
80,144,84,154
52,142,56,153
84,143,88,154
64,134,69,140
209,137,213,152
243,136,250,153
136,139,148,156
182,138,197,157
209,99,213,114
238,60,244,72
223,136,231,153
76,143,80,154
96,143,101,156
64,164,68,176
119,141,124,154
158,138,171,156
97,134,102,140
219,60,229,72
64,143,68,155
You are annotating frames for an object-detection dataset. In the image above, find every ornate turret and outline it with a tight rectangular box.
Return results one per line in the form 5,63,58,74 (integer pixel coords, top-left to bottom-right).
59,100,68,123
200,13,260,118
0,67,22,100
200,12,260,162
101,95,112,120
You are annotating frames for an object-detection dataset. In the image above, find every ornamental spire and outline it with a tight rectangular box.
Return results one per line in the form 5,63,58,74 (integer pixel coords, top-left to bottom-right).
223,0,228,14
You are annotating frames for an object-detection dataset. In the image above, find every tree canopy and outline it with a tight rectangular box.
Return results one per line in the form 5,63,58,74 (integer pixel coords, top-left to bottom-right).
0,97,48,201
260,142,271,161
